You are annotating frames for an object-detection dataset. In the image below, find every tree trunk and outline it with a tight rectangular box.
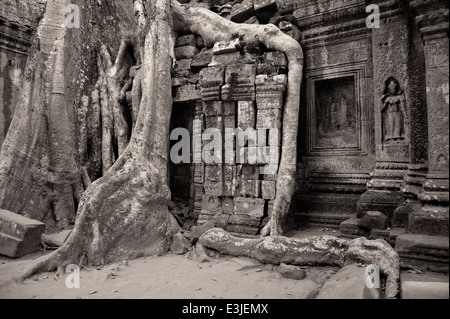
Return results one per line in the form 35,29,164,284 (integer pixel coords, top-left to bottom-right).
0,0,82,230
14,0,303,281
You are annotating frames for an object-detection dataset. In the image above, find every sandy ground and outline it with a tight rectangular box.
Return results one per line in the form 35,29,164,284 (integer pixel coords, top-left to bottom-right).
0,228,342,299
0,251,339,299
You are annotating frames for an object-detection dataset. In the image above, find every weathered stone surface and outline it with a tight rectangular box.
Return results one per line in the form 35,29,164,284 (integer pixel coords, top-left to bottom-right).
193,244,211,263
346,237,400,299
191,220,216,243
212,38,241,55
256,108,282,130
226,224,260,235
0,209,45,258
222,64,256,101
222,166,237,196
361,211,389,230
238,179,261,197
340,216,370,238
317,264,382,299
230,0,256,23
395,233,449,273
173,84,201,103
175,45,199,60
254,0,277,11
261,180,276,199
41,229,71,247
228,214,262,227
173,58,192,73
199,66,224,101
176,34,197,47
203,101,222,116
205,165,222,182
170,232,192,255
278,263,307,280
191,49,213,72
237,101,256,130
408,205,449,236
400,271,449,299
234,197,265,217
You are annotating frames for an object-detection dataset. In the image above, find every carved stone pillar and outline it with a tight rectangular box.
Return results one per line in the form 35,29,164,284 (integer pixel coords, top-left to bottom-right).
357,1,412,222
408,0,449,236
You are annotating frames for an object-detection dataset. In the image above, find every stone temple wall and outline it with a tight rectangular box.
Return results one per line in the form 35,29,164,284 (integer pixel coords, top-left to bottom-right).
171,31,289,236
0,0,44,147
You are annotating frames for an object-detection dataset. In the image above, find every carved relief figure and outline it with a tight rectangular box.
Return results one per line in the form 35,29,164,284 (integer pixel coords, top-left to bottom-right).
381,77,408,141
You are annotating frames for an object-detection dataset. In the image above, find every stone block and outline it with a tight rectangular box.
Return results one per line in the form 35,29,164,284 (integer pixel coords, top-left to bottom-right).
228,214,262,227
400,272,449,299
203,101,222,116
361,211,389,230
222,197,235,214
226,224,260,235
191,49,213,73
237,101,256,130
230,0,256,23
316,264,383,299
240,164,260,180
199,66,224,101
261,180,276,199
176,34,197,47
216,214,231,229
211,52,242,67
223,166,237,197
0,209,45,258
41,229,71,247
238,179,261,197
234,197,265,217
256,108,282,130
339,216,370,238
173,58,192,72
204,114,222,130
212,38,241,55
205,165,222,182
264,52,287,67
173,84,201,103
170,232,192,255
204,181,222,196
175,45,199,60
223,101,236,116
278,263,306,280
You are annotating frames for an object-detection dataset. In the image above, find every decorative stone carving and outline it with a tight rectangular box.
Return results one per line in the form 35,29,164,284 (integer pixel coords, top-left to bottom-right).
381,77,408,142
199,66,224,101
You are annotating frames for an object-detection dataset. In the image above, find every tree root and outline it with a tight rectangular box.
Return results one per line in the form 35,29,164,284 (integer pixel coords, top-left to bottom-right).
199,228,400,299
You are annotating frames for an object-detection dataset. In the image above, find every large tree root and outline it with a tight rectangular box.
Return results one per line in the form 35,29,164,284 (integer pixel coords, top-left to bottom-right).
199,228,400,299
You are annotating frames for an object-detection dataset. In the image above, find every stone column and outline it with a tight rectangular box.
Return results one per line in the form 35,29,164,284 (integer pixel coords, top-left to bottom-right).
408,0,449,236
357,1,412,223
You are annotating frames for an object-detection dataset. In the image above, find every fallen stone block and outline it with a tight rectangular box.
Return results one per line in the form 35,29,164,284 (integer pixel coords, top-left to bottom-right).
317,263,383,299
170,232,192,255
41,229,72,247
0,209,45,258
278,263,306,280
361,211,389,230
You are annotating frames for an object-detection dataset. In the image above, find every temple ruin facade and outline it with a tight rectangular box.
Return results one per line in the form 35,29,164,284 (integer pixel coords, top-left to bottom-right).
1,0,448,274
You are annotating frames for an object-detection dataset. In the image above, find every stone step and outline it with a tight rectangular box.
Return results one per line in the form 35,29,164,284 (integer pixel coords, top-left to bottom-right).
400,271,449,299
395,233,449,274
0,209,45,258
294,212,352,227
